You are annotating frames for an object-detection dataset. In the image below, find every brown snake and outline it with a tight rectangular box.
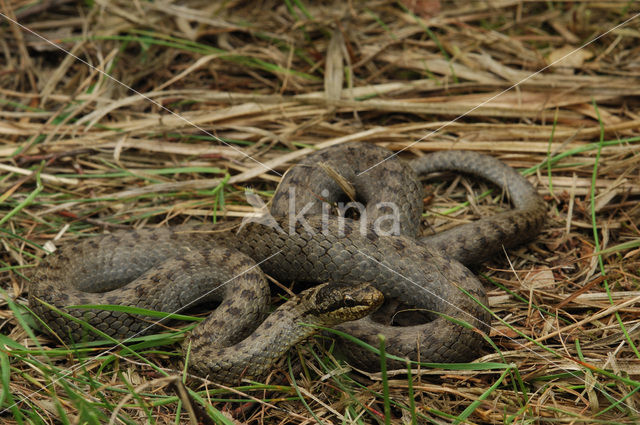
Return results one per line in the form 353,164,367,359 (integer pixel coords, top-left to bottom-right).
29,143,546,384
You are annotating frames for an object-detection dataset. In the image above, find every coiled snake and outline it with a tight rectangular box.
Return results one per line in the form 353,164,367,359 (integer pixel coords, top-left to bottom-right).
29,143,546,384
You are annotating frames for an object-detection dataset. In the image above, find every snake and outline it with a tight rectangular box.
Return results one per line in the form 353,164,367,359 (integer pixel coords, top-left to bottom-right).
28,142,546,384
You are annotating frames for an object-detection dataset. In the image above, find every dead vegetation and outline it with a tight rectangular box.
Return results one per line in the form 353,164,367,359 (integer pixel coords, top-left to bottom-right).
1,0,640,423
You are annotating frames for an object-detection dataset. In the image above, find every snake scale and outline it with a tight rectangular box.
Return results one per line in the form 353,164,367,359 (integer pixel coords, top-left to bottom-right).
29,143,546,384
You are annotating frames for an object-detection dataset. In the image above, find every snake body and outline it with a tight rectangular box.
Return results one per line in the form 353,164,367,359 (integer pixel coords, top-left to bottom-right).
187,281,384,383
29,143,546,383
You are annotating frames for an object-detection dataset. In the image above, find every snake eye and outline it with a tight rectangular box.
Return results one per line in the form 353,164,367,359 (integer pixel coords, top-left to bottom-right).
344,295,357,307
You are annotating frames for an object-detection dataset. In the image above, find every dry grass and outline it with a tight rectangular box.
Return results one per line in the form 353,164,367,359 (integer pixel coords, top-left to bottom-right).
1,0,640,424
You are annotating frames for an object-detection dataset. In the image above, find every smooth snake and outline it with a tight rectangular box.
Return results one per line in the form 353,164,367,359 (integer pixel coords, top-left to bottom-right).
28,143,546,384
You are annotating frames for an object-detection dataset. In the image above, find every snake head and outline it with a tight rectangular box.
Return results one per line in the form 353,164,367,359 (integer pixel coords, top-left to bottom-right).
303,282,384,326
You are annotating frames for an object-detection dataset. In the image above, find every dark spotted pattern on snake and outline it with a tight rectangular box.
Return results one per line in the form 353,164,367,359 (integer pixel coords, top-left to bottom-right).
29,142,546,383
